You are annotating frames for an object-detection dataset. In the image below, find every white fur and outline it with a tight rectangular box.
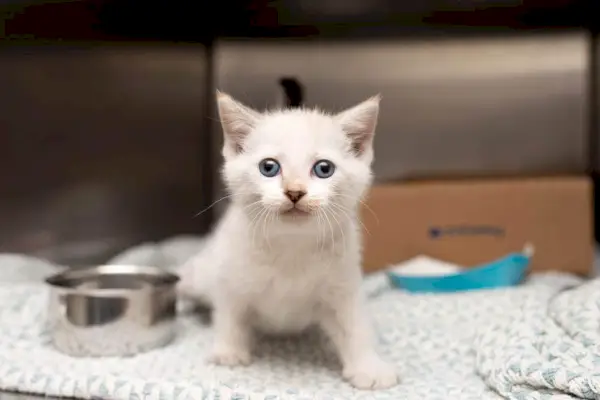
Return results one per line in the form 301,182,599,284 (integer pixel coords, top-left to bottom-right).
178,92,398,390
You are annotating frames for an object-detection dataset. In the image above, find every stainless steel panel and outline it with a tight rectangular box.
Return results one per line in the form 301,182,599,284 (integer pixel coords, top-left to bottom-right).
0,44,209,266
215,32,588,182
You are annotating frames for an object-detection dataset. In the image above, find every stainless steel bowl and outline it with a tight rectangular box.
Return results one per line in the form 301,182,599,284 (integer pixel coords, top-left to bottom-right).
45,265,180,357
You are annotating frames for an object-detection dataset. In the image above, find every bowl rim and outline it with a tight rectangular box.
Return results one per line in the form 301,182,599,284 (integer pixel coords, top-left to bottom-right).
45,264,180,297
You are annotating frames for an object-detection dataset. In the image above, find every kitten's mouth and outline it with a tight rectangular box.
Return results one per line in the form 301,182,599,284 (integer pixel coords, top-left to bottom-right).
281,207,311,217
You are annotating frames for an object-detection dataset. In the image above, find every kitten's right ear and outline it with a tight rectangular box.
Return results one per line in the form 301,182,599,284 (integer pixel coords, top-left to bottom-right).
335,94,381,157
216,90,261,155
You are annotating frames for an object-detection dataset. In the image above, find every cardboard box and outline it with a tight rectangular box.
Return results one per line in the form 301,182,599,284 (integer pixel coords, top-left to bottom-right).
361,176,594,276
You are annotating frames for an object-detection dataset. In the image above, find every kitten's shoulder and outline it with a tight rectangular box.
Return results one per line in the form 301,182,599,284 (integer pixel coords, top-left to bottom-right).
204,204,249,249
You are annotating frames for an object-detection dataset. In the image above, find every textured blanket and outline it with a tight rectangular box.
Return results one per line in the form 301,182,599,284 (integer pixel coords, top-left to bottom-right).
0,236,595,399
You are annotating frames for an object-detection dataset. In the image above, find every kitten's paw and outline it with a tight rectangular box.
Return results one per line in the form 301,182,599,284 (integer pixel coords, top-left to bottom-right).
207,346,251,367
343,357,399,390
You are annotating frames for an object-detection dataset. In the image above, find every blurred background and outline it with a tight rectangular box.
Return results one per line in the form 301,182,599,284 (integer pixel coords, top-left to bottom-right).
0,0,597,269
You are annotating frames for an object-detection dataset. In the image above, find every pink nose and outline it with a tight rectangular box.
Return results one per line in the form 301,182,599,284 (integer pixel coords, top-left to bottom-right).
285,190,306,203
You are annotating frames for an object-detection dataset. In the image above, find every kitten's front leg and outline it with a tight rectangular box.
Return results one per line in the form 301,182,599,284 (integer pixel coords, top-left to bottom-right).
320,291,399,390
208,299,253,367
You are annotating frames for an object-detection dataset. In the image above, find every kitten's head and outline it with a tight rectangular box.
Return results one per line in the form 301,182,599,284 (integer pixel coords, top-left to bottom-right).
217,91,380,226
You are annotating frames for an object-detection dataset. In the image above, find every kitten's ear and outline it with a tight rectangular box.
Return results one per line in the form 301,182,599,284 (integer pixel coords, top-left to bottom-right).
216,90,261,155
335,95,381,156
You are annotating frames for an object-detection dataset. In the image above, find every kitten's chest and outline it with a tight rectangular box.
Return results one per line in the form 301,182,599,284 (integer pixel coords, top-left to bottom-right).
250,251,326,300
244,253,330,333
249,272,322,334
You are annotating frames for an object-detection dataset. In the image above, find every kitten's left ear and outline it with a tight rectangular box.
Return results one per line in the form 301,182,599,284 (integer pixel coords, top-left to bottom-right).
335,95,381,157
216,90,262,155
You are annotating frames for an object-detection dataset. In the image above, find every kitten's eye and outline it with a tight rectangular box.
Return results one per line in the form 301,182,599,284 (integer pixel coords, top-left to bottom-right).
258,158,281,177
312,160,335,179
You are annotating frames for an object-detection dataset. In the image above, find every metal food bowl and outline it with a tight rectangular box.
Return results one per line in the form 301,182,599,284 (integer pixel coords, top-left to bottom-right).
45,265,180,357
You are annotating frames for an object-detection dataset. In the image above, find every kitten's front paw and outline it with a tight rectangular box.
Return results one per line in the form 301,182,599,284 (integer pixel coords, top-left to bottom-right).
343,356,399,390
207,346,252,367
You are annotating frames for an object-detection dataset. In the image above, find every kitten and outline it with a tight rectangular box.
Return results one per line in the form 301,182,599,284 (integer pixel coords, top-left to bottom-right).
178,91,398,390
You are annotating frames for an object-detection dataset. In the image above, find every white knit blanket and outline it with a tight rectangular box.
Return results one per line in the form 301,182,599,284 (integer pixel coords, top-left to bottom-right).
0,236,596,400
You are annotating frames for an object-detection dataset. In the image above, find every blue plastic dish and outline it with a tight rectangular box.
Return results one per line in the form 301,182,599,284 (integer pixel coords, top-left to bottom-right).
386,246,532,293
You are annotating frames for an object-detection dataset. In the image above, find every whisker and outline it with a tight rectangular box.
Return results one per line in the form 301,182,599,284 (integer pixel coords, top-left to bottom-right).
358,199,380,226
243,200,264,212
250,206,269,249
322,207,335,249
193,189,259,219
192,194,235,218
327,207,347,256
262,206,274,249
316,209,325,254
330,202,371,236
332,192,380,226
273,206,282,239
321,208,340,270
244,202,263,228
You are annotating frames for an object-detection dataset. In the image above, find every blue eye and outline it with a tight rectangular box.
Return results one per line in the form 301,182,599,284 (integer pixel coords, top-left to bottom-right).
258,158,281,177
313,160,335,179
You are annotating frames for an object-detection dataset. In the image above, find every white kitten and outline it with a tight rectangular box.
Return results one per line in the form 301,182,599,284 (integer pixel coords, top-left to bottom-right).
178,91,398,390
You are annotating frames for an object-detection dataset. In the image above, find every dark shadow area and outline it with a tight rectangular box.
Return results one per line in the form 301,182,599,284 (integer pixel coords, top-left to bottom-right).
0,0,591,42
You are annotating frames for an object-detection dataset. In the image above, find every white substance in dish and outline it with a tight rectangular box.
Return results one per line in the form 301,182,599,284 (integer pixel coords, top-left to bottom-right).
389,255,464,277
